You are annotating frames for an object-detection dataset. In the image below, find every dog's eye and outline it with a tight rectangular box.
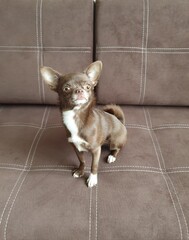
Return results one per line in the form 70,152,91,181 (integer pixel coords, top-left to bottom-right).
63,86,71,92
85,85,91,90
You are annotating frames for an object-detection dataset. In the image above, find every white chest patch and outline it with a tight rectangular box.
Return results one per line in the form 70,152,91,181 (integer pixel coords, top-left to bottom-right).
62,109,89,152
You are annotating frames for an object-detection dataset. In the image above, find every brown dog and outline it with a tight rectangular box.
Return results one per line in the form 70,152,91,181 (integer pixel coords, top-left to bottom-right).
40,61,127,187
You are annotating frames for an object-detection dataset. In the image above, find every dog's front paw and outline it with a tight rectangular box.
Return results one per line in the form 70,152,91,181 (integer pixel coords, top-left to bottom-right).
73,169,84,178
87,173,97,188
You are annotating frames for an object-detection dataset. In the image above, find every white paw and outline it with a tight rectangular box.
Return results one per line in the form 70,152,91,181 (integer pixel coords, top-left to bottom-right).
107,155,116,163
87,173,97,188
73,172,80,178
72,169,84,178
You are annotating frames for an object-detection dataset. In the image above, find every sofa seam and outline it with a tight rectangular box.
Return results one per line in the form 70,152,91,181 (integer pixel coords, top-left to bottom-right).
0,49,91,53
0,167,159,173
141,0,149,105
139,0,145,104
89,188,92,240
3,107,50,240
168,177,189,238
96,50,189,54
36,0,45,104
144,107,183,240
97,47,189,50
2,163,189,171
148,109,189,238
36,0,43,104
0,46,91,49
39,0,45,103
1,123,189,130
0,107,48,231
2,167,189,174
95,185,98,240
92,0,96,62
0,171,23,227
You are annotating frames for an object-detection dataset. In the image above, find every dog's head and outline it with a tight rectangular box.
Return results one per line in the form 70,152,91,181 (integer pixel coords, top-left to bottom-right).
40,61,102,108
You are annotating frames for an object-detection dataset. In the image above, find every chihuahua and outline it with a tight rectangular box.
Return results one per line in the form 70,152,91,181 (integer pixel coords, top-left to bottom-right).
40,61,127,187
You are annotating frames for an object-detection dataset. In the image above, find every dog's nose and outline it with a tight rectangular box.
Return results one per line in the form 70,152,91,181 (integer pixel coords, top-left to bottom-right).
75,89,83,94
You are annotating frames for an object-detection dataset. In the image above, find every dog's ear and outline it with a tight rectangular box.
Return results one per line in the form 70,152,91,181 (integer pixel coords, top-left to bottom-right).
84,61,102,86
40,66,61,91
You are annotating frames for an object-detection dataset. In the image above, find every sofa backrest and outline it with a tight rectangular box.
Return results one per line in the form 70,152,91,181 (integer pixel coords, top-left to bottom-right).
1,0,189,106
96,0,189,106
0,0,93,104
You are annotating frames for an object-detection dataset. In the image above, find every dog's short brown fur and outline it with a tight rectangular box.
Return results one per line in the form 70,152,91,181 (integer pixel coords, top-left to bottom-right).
40,61,127,187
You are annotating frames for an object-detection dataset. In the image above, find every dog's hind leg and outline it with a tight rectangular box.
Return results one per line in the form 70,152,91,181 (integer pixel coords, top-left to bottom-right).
107,145,121,163
107,125,127,164
107,132,127,164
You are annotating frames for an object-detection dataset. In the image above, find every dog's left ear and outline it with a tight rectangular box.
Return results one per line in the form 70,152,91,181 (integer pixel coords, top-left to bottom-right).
84,61,102,86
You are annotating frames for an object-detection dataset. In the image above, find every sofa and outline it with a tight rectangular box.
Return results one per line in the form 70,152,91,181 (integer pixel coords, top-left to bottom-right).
0,0,189,239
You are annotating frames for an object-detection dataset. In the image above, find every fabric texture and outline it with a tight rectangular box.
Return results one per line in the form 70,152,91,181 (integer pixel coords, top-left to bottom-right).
0,106,189,240
0,0,189,240
0,0,93,104
96,0,189,105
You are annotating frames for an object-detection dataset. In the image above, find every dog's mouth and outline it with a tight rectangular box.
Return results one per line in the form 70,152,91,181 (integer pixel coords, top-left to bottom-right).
71,94,88,105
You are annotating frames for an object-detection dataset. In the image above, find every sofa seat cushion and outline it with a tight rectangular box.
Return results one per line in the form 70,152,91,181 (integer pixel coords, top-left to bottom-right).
0,105,189,240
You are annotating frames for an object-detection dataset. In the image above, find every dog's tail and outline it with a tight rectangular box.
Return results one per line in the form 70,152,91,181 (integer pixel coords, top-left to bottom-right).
103,104,125,125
